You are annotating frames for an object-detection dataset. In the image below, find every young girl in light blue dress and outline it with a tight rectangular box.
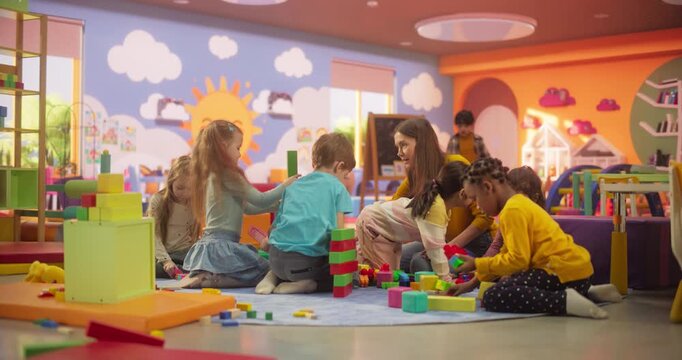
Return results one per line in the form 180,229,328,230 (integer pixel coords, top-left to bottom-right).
182,120,298,288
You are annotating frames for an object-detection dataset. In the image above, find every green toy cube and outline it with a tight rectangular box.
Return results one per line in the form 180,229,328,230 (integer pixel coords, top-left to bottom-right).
328,249,356,264
64,218,155,303
331,228,355,241
402,291,428,313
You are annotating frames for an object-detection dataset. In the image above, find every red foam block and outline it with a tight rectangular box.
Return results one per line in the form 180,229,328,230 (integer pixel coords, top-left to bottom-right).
330,260,358,275
330,239,356,252
81,193,97,208
86,321,164,347
333,283,352,298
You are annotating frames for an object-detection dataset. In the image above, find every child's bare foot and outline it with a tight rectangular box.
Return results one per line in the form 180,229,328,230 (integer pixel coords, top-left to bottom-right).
255,271,280,295
566,288,609,319
587,284,623,303
273,279,317,294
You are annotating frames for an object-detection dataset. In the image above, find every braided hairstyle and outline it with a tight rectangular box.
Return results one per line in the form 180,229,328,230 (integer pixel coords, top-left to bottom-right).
462,157,509,186
407,161,468,218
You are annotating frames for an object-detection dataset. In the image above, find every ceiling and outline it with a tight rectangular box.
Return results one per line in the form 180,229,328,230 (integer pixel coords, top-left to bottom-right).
129,0,682,56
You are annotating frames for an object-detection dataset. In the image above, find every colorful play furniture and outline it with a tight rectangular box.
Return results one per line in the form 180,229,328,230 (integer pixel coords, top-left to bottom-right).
670,162,682,322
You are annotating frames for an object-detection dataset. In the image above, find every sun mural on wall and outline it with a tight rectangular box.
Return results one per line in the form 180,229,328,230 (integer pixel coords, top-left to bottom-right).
184,76,262,165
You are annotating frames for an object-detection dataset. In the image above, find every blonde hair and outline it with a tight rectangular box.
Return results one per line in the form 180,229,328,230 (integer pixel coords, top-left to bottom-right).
190,120,245,227
147,155,200,244
312,133,356,170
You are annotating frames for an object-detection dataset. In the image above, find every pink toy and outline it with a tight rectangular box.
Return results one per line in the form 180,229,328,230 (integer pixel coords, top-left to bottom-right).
375,271,393,288
387,287,412,308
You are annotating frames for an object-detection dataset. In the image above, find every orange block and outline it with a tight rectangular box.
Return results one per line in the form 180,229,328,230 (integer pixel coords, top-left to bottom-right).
0,282,234,332
240,213,271,248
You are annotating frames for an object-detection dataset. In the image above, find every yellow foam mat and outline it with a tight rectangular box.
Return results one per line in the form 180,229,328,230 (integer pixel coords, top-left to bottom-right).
0,282,234,331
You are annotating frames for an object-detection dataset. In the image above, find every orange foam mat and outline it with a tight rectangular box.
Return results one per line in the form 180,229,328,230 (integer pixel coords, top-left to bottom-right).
0,282,235,332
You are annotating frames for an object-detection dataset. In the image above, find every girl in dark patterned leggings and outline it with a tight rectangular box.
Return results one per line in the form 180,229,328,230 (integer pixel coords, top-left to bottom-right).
454,158,608,319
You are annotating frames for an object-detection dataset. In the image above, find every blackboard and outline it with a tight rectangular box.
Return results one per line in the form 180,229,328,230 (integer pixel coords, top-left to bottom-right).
360,113,424,209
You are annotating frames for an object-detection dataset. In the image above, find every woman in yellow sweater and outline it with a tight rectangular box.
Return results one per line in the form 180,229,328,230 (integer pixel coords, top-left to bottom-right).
456,158,608,319
391,118,494,272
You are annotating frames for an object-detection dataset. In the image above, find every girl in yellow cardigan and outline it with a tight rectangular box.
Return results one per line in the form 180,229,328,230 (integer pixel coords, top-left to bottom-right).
456,158,608,319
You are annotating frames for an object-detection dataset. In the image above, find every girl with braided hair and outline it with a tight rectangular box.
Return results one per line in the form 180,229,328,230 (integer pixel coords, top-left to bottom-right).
356,161,470,281
454,157,610,319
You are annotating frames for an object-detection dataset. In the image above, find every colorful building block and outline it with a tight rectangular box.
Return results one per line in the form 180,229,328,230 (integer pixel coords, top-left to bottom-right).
402,291,428,313
478,281,496,300
21,340,89,359
331,228,355,241
328,249,356,264
201,288,221,295
228,309,242,319
449,256,464,270
221,320,239,327
387,287,412,308
287,150,297,177
410,282,420,291
375,270,393,288
246,310,257,319
236,302,252,311
88,205,143,222
265,312,273,321
81,193,97,208
333,273,353,287
86,320,164,346
0,105,6,117
414,271,435,282
330,260,358,275
419,274,439,291
96,173,124,193
333,283,352,298
330,239,356,252
64,219,154,304
100,150,111,174
435,279,452,292
95,193,142,208
75,207,88,221
149,330,164,339
427,295,476,312
381,281,399,289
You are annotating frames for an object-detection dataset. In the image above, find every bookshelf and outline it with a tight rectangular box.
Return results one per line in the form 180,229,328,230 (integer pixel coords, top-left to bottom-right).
0,7,48,241
636,78,681,163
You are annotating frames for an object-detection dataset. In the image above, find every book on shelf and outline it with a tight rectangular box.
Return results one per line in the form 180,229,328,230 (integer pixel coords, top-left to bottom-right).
660,78,679,85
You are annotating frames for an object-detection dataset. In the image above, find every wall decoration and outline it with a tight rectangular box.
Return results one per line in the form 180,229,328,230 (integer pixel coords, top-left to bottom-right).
275,47,313,78
539,87,575,107
572,134,624,168
120,126,136,152
297,128,312,143
209,35,238,60
596,98,620,111
567,119,597,136
522,114,541,129
401,72,443,111
102,118,119,145
522,124,572,180
107,30,182,84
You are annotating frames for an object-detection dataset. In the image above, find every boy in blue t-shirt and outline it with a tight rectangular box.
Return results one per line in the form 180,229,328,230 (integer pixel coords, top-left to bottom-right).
255,133,355,294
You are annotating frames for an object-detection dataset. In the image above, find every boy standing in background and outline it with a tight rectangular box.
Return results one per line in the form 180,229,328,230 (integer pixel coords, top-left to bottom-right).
447,110,490,163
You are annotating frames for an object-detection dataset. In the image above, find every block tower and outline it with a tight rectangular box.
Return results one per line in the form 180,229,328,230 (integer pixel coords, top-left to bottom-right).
329,228,357,298
63,152,154,304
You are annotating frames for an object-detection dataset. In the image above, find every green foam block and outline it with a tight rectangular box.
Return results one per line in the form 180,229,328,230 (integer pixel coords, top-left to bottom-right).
329,249,356,264
331,228,355,241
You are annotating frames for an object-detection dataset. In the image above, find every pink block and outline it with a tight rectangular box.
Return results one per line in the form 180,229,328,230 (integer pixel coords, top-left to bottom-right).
375,271,393,288
387,286,412,308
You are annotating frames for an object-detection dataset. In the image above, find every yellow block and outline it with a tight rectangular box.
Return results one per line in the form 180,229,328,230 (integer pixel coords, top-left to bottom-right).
269,169,287,183
97,173,124,193
419,275,438,291
428,295,476,312
236,302,252,311
478,281,495,300
96,193,142,208
202,288,221,295
89,206,143,222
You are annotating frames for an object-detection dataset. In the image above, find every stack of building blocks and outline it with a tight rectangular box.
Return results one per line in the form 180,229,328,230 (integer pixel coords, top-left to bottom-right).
428,295,476,312
387,287,412,308
419,274,439,291
330,228,357,298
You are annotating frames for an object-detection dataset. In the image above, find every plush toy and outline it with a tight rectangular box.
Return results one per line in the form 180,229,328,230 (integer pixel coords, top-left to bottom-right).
24,261,64,284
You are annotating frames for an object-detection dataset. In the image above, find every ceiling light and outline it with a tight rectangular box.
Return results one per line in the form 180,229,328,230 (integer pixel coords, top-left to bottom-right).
173,0,189,4
399,41,412,46
222,0,287,5
661,0,682,5
367,1,379,8
593,13,610,19
416,13,537,43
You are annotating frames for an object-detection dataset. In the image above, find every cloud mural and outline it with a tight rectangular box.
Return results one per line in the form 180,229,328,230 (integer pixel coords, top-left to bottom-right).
107,30,182,84
251,89,294,116
567,119,597,136
401,72,443,111
209,35,238,60
252,90,271,113
139,93,164,119
160,102,190,121
596,98,620,111
539,87,575,107
246,87,329,182
275,47,313,78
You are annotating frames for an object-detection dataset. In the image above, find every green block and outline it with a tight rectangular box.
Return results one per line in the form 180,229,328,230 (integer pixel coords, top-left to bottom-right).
0,168,38,209
96,193,142,208
22,340,90,358
75,206,88,221
287,150,297,177
247,310,257,319
434,279,452,292
258,249,269,260
382,281,399,289
414,271,435,282
64,218,155,303
449,257,464,269
331,228,355,241
402,291,428,313
265,312,273,321
333,273,353,287
329,249,356,264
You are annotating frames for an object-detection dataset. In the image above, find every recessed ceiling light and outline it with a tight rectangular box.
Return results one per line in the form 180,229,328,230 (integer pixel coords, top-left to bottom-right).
221,0,287,5
367,1,379,8
593,13,610,19
416,13,537,43
662,0,682,5
399,41,412,46
173,0,189,4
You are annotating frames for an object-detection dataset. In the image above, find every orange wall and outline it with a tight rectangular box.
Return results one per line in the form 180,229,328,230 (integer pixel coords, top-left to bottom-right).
441,28,682,164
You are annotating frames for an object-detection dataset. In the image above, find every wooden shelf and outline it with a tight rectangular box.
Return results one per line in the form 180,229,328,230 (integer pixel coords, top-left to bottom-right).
639,121,678,137
636,93,677,109
645,79,680,90
0,87,40,96
0,45,40,58
0,8,40,21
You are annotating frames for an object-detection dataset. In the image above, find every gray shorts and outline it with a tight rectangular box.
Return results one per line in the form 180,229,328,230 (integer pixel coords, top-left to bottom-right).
269,246,331,284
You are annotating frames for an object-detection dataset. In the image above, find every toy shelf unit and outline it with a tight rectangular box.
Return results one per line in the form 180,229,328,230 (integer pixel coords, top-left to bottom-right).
636,78,681,163
0,7,48,241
